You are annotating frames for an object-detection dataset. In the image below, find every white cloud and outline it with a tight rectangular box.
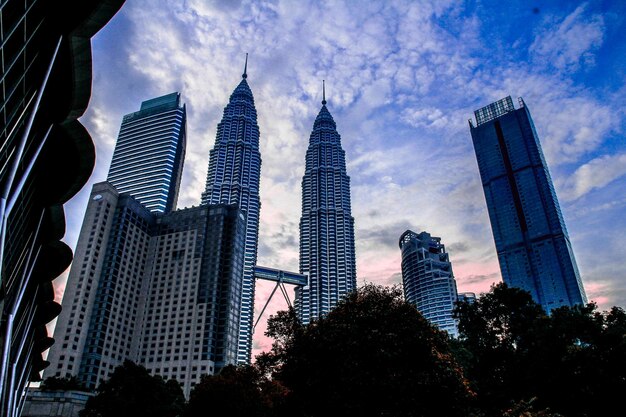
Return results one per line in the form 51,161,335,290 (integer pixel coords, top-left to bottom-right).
401,107,449,129
561,153,626,201
530,4,605,72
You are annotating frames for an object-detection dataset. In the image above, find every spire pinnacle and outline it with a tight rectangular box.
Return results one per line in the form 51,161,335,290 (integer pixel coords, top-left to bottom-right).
242,53,248,79
322,80,327,105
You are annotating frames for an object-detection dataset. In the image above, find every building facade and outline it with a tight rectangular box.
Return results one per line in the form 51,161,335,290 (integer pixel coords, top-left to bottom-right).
469,96,586,311
107,92,186,214
21,389,93,417
399,230,459,336
140,202,245,382
0,1,124,416
201,61,261,363
295,89,357,325
45,182,245,397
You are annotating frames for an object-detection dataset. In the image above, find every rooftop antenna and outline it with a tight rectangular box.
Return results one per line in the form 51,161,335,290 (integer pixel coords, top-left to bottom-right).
322,79,326,105
242,52,248,79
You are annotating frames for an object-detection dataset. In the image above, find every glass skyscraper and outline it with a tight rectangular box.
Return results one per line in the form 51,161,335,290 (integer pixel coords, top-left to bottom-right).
469,96,586,311
296,87,357,325
201,61,261,363
108,92,186,214
399,230,459,336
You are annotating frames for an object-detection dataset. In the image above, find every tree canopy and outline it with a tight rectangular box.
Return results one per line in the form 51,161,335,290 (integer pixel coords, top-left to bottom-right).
185,364,283,417
455,282,626,417
79,360,185,417
40,375,86,391
257,284,474,417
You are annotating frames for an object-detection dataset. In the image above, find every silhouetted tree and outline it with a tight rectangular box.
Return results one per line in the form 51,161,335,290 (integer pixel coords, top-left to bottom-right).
454,283,547,414
258,284,474,417
502,398,563,417
455,282,626,417
80,360,185,417
185,364,283,417
40,375,86,391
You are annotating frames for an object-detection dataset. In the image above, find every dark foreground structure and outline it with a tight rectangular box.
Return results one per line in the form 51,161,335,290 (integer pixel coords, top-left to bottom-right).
21,389,92,417
0,1,124,415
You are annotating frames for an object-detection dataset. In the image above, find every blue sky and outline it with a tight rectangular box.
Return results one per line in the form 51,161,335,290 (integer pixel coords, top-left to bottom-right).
56,0,626,356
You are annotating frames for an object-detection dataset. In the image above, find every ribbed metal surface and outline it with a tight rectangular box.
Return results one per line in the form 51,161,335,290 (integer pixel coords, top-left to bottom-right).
201,76,261,364
295,102,357,325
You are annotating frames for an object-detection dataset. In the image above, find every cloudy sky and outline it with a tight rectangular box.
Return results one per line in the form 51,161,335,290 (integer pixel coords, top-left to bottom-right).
56,0,625,358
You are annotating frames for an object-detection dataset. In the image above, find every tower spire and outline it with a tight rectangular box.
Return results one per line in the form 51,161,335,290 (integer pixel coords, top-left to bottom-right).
322,80,326,105
242,53,248,79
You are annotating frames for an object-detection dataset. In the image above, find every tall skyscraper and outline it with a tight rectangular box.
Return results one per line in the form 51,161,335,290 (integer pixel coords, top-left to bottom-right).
296,84,357,325
399,230,459,336
108,92,186,214
469,96,587,311
201,57,261,363
0,1,123,415
46,91,247,397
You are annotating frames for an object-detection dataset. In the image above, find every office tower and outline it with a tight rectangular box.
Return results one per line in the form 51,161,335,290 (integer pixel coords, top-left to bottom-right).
108,92,186,213
469,96,587,311
45,182,245,398
201,58,261,363
142,203,246,382
0,1,123,415
399,230,459,336
296,84,357,325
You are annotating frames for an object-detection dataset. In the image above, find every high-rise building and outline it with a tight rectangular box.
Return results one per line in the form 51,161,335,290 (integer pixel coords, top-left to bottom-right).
107,92,186,213
469,96,587,311
45,181,245,397
295,84,357,325
399,230,459,336
46,90,247,397
0,1,123,415
201,58,261,363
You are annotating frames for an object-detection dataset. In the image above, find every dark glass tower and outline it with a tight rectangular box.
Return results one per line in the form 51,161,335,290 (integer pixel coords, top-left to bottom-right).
399,230,459,336
201,58,261,363
108,92,186,213
469,96,587,311
296,85,357,324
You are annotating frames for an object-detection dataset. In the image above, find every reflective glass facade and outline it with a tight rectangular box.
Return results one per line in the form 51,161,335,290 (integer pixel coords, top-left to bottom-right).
295,99,357,325
0,1,123,415
470,97,587,311
108,92,186,214
399,230,459,336
201,73,261,364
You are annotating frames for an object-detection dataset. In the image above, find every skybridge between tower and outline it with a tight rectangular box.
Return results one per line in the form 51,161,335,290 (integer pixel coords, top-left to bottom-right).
253,265,307,331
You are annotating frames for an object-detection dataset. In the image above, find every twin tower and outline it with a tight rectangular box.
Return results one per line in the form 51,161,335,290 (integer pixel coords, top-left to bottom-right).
45,61,357,396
